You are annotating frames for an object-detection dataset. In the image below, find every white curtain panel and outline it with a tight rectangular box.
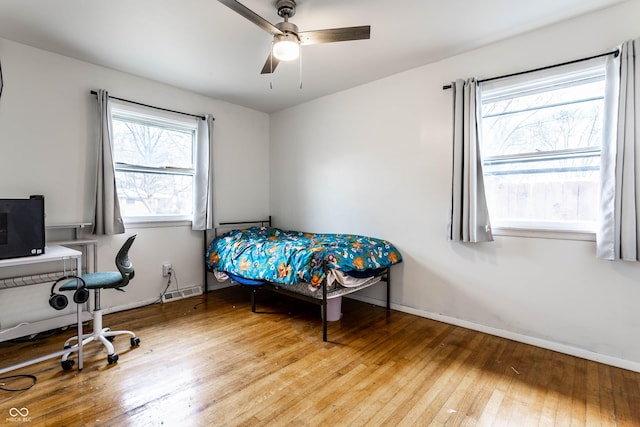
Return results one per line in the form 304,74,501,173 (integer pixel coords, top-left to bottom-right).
597,38,639,260
192,114,215,231
93,89,125,235
448,78,493,243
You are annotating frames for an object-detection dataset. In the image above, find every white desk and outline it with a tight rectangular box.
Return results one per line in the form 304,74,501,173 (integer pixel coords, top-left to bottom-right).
0,246,85,374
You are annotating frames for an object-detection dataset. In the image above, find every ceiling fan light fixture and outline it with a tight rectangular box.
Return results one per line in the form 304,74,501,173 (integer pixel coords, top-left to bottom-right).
217,0,370,75
273,34,300,61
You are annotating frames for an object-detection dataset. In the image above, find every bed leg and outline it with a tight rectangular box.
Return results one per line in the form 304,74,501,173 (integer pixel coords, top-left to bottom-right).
322,274,328,342
251,289,257,313
322,305,328,342
386,268,391,311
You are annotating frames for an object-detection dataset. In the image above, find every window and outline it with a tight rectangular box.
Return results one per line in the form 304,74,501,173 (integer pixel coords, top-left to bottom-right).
479,59,606,233
110,103,198,222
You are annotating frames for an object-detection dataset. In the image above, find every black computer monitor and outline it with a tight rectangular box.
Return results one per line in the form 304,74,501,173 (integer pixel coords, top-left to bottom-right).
0,195,45,260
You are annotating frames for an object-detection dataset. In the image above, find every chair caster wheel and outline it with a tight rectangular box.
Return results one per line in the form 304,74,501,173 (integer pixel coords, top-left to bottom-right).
107,354,119,365
61,360,75,371
130,337,140,347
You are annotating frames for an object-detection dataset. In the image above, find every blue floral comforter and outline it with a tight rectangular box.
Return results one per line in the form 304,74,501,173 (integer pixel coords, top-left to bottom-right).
206,227,402,287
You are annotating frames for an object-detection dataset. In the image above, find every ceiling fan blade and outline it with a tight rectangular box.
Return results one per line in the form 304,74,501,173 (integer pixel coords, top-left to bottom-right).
218,0,283,36
299,26,371,45
260,53,281,74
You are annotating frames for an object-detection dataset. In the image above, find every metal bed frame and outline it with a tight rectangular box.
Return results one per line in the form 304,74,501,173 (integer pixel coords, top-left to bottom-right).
203,217,391,341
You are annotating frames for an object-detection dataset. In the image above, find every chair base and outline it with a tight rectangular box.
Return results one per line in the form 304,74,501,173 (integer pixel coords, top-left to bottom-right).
61,309,140,370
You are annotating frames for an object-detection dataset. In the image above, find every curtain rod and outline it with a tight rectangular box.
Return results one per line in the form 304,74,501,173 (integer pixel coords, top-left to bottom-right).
442,49,619,90
90,90,208,120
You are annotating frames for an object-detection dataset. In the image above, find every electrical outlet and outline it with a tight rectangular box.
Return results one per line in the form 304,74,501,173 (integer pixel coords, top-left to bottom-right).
162,263,172,277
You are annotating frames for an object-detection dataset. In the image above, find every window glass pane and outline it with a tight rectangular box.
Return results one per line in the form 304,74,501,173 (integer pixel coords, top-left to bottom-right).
115,171,193,217
112,117,194,169
479,66,605,232
483,156,599,227
110,107,197,221
481,81,605,157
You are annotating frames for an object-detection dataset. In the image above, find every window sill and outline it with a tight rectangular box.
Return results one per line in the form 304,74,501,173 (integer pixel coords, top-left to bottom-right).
492,227,595,242
123,219,192,229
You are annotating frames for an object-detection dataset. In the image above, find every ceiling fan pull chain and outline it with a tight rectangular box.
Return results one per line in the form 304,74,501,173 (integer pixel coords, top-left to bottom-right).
270,43,274,89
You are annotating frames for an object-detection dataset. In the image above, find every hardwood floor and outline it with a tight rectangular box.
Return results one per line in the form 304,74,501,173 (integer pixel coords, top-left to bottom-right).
1,286,639,426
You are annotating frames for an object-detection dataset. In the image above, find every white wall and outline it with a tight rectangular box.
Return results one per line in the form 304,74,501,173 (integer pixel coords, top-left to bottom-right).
270,0,640,371
0,38,269,329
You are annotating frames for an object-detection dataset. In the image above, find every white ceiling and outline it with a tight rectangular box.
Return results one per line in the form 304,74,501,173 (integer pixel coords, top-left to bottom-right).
0,0,627,113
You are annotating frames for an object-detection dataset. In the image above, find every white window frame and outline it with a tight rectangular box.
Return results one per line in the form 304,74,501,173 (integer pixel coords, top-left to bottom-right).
110,101,199,224
478,59,607,240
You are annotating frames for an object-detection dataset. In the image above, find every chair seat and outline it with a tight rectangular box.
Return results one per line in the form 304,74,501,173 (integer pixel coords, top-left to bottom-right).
60,272,124,290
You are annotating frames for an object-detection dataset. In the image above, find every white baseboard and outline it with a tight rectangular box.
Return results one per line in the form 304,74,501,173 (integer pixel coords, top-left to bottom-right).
347,294,640,373
102,297,160,315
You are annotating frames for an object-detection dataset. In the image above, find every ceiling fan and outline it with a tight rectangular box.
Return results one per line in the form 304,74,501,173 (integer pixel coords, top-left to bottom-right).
218,0,371,74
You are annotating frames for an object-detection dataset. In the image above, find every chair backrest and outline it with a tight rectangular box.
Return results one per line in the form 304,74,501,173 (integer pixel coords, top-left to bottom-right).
115,234,136,289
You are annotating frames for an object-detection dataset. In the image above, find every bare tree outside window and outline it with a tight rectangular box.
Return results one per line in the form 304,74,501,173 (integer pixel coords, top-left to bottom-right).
111,113,196,219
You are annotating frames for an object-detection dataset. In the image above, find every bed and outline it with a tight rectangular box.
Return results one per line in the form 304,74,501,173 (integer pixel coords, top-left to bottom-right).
205,219,402,341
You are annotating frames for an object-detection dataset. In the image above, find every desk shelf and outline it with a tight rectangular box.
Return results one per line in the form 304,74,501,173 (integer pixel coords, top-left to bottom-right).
46,223,97,274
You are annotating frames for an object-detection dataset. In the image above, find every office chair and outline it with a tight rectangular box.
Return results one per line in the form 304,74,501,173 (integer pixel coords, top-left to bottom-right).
58,234,140,369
